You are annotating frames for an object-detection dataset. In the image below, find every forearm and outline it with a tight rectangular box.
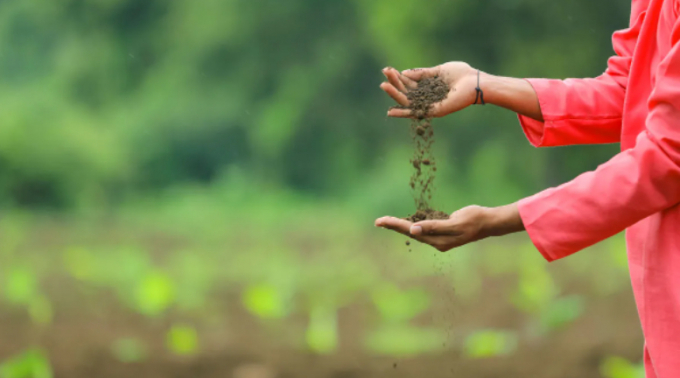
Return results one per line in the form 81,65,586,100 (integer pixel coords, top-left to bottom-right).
479,73,544,122
482,203,525,237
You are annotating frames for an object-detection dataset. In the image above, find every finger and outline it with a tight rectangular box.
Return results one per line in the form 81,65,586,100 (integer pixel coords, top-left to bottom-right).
402,67,439,81
380,82,409,107
376,216,413,235
399,73,418,90
383,67,417,91
411,219,463,237
387,107,413,118
377,217,438,246
375,216,400,228
382,67,408,93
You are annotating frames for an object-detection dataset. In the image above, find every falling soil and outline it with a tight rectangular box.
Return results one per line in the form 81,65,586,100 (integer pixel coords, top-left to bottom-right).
396,76,450,222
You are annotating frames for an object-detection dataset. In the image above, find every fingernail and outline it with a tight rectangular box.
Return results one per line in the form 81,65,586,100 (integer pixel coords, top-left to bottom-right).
410,225,422,235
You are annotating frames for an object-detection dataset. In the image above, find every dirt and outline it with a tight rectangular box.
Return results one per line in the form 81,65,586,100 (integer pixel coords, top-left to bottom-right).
0,277,644,378
406,209,450,223
404,77,449,120
398,76,450,222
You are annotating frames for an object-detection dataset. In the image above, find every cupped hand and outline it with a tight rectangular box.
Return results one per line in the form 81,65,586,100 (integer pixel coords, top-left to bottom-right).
380,62,479,119
375,206,491,252
375,204,525,252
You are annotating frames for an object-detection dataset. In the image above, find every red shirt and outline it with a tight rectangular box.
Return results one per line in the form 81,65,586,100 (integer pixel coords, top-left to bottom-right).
517,0,680,376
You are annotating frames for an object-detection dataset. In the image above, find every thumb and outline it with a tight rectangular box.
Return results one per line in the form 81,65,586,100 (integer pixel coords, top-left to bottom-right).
410,219,452,236
402,66,439,81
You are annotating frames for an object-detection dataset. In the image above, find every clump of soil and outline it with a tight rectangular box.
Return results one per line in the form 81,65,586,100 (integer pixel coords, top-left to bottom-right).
407,209,450,222
405,77,449,120
397,76,450,222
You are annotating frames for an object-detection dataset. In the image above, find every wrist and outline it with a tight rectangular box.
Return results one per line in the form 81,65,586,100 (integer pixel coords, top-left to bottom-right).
460,69,481,106
477,72,504,107
476,74,544,121
482,203,525,237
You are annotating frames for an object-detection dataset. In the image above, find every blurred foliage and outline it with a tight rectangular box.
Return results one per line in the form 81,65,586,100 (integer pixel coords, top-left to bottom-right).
464,330,518,359
371,284,431,323
243,283,293,320
365,324,446,357
600,356,645,378
0,0,644,374
0,0,628,208
0,192,634,366
539,295,584,331
2,266,52,326
0,349,52,378
111,338,148,363
166,324,200,356
3,267,38,305
135,270,176,316
305,306,339,355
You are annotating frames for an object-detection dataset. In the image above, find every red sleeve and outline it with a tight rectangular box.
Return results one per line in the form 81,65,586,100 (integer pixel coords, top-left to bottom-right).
518,18,680,261
518,10,644,147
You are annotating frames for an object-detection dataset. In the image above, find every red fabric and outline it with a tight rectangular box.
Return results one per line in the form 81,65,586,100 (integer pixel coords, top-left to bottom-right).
645,345,659,378
516,0,680,375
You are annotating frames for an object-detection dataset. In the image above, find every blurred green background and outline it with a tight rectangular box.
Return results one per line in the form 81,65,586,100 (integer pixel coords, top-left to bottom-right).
0,0,645,377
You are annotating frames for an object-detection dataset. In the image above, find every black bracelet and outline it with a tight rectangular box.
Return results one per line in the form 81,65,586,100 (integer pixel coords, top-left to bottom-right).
474,69,485,105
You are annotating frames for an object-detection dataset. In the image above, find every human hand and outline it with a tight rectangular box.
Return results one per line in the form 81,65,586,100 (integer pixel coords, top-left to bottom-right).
375,204,524,252
380,62,479,118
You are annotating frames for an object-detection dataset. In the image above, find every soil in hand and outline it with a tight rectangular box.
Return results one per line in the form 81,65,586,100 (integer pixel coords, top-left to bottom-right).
405,77,449,120
406,209,450,223
398,76,450,221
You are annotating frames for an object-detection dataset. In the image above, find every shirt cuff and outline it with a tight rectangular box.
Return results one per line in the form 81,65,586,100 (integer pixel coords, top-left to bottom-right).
517,79,556,148
518,194,557,263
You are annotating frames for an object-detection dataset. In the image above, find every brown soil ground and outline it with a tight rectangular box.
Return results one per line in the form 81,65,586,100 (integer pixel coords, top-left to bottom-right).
0,277,644,378
0,222,644,378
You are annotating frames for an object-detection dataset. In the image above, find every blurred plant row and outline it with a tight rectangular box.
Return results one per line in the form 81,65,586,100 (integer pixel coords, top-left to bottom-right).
1,186,641,376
